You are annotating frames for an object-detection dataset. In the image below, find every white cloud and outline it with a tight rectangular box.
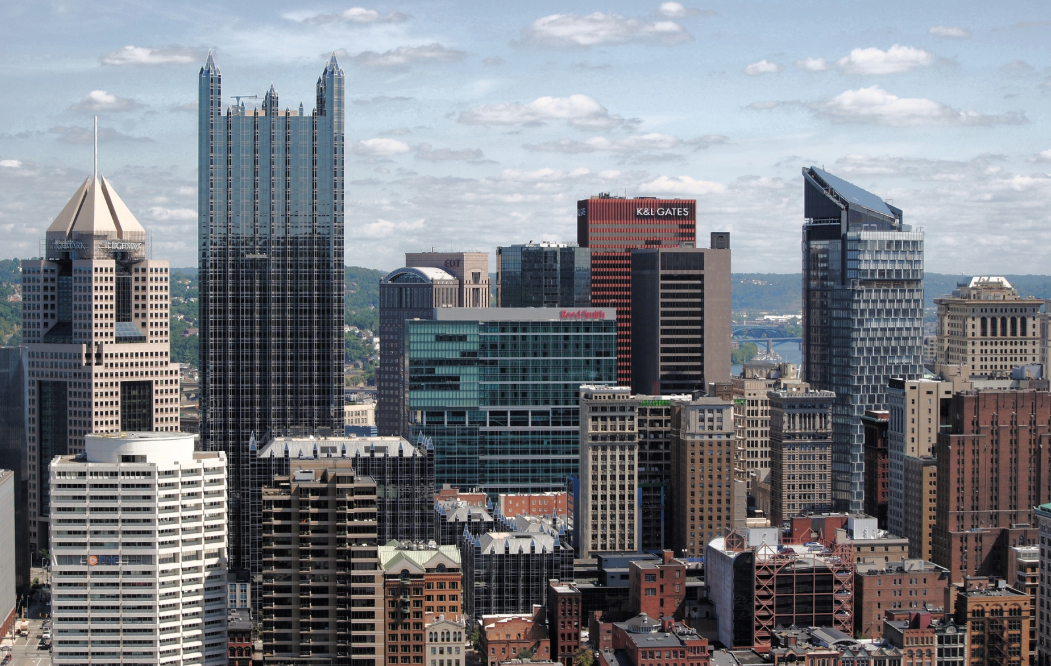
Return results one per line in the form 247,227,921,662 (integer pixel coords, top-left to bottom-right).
1031,149,1051,162
744,59,782,75
288,7,410,24
815,86,1026,126
100,46,203,66
657,2,710,17
458,94,624,129
0,160,21,168
836,44,934,75
147,207,196,221
352,138,411,156
796,57,828,72
639,175,727,196
415,144,485,161
928,25,971,39
351,44,465,69
521,12,692,47
524,133,725,154
70,90,139,113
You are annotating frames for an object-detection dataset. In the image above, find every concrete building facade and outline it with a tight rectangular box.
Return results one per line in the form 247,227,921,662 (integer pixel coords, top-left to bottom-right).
768,386,835,527
1034,502,1051,666
578,386,639,557
22,173,180,556
670,397,744,556
629,244,731,396
49,432,228,666
259,460,383,665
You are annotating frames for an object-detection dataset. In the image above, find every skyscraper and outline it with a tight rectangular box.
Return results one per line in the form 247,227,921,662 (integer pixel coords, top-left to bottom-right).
22,171,180,559
495,242,590,308
630,242,731,395
801,167,925,512
198,54,345,570
577,195,696,385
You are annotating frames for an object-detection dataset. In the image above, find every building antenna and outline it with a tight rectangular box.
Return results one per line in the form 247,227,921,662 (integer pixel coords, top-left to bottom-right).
93,116,98,181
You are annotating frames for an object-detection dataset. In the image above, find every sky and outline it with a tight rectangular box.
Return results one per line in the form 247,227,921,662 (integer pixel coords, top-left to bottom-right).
2,0,1051,273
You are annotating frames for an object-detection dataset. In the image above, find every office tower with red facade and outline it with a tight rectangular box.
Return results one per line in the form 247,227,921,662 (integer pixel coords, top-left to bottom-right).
577,195,696,384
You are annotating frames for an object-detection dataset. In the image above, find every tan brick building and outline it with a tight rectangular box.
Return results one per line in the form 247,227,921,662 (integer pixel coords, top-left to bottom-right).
954,577,1032,666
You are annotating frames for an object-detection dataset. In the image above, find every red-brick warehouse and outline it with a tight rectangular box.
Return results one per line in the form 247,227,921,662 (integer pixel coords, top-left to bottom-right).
933,389,1051,584
577,195,696,385
629,551,687,620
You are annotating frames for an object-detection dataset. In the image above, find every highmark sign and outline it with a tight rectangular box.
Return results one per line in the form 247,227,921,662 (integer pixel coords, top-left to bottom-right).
560,310,607,320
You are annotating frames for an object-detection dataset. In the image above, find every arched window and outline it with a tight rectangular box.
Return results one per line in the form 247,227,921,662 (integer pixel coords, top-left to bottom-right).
1011,317,1017,337
1001,316,1008,336
981,317,988,336
1022,317,1028,337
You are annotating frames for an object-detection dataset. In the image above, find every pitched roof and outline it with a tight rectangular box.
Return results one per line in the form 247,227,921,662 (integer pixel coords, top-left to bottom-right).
48,175,145,238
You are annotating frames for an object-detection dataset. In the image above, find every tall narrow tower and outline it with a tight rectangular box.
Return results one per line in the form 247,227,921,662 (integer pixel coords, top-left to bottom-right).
198,54,346,573
22,171,180,558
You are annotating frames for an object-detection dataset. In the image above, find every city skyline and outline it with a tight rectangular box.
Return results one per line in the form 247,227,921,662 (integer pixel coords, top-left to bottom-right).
3,1,1051,274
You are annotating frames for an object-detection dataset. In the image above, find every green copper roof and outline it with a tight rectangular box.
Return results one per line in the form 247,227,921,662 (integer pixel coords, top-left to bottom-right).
378,540,461,571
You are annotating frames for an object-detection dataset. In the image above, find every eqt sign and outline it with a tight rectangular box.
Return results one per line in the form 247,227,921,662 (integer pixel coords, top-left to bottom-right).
635,203,694,219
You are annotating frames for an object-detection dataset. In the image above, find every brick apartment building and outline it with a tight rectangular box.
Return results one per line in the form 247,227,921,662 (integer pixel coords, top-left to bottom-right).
596,614,710,666
498,493,568,520
933,389,1051,584
628,551,687,620
954,577,1032,666
853,559,951,639
547,582,582,666
480,607,552,666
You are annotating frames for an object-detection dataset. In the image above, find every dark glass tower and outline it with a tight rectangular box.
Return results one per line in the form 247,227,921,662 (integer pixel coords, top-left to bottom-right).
198,54,345,571
801,167,924,512
495,242,591,308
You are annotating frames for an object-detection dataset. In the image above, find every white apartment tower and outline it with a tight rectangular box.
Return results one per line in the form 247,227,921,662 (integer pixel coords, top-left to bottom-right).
50,432,228,665
22,172,180,558
578,385,639,557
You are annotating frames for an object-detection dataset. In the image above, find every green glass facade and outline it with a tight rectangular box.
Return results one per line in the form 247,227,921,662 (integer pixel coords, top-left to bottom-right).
407,314,616,494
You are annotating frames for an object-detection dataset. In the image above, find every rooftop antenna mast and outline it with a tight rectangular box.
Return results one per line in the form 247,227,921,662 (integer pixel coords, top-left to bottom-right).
93,116,98,181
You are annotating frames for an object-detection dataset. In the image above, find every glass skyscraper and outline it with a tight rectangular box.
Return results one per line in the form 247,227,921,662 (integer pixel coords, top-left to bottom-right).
801,167,924,513
406,308,616,494
495,242,591,308
198,54,345,571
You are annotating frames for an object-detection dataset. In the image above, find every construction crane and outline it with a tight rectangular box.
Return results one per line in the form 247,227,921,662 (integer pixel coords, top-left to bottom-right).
230,94,259,106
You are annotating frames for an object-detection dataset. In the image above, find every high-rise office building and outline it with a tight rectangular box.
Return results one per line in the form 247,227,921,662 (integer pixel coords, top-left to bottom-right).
801,166,925,512
768,386,835,527
0,347,29,593
377,266,461,438
496,242,590,308
198,55,345,571
406,252,490,309
577,195,696,385
0,470,15,639
933,389,1051,584
406,307,616,494
1035,502,1051,666
49,432,228,666
22,173,180,557
670,396,745,556
630,242,731,396
259,460,383,665
935,277,1042,378
578,386,639,557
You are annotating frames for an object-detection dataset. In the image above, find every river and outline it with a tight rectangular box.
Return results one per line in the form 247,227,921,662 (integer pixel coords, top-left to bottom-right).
731,339,803,377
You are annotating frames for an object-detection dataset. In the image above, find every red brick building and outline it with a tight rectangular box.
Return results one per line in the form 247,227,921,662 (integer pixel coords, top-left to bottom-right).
436,485,487,507
597,614,710,666
862,410,890,530
228,609,253,666
498,492,568,520
853,560,950,639
933,390,1051,584
628,551,687,620
547,582,582,666
480,607,552,666
577,195,696,384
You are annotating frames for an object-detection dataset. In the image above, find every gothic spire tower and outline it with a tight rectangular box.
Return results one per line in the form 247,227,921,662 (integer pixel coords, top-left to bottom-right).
198,54,346,575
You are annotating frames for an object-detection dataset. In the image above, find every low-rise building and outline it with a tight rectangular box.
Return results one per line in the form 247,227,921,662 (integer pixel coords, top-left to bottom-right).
480,607,551,666
228,609,253,666
769,625,903,665
425,617,466,666
499,493,568,520
596,614,710,666
629,551,687,620
547,582,582,666
954,577,1031,666
854,560,950,639
882,612,968,666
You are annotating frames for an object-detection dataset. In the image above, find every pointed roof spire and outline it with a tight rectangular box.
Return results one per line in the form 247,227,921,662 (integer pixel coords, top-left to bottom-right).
328,51,339,70
202,50,219,75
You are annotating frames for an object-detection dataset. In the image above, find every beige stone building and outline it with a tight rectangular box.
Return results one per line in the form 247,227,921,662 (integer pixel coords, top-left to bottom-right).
902,455,938,562
578,385,639,557
768,384,835,526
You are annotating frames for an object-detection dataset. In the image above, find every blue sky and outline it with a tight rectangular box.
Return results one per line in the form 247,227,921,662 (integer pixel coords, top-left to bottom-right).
2,0,1050,273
